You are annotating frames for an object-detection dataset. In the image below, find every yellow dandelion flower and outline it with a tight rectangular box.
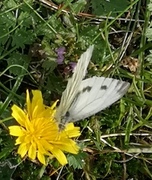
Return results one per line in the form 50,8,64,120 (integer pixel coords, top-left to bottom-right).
9,90,80,165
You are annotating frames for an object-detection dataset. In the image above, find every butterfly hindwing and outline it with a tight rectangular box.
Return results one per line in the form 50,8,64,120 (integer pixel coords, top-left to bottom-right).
66,76,130,122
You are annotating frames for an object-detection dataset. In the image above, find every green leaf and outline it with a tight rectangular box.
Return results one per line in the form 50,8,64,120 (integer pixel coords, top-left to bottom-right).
0,25,9,45
0,11,16,29
0,146,14,159
0,160,16,180
11,28,35,48
66,172,74,180
18,11,35,27
3,0,18,9
72,0,86,14
67,152,87,169
146,50,152,63
7,52,30,75
148,0,152,11
53,0,73,3
42,58,57,71
91,0,129,16
53,0,65,3
146,25,152,41
41,38,57,71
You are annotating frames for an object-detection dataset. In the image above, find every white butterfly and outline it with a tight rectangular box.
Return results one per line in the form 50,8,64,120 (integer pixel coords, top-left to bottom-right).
55,45,130,127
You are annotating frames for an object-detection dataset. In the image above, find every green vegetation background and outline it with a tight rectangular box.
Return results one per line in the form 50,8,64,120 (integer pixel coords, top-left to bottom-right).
0,0,152,179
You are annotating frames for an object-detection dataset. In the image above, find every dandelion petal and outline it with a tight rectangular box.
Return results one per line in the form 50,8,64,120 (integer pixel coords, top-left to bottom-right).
37,151,46,165
51,148,67,165
11,105,26,127
18,143,28,158
9,126,24,136
28,143,36,160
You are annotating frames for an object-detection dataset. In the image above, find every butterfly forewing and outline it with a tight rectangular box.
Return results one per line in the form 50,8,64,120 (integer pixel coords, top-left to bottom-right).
55,45,94,124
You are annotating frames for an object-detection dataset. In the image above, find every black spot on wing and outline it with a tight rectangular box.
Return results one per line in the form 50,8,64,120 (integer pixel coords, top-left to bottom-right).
59,111,71,129
116,81,129,94
71,86,91,105
70,91,81,106
82,86,92,92
70,86,92,111
74,91,81,101
65,111,70,118
100,85,107,90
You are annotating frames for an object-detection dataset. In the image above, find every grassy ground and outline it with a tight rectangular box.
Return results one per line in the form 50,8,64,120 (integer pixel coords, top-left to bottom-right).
0,0,152,179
